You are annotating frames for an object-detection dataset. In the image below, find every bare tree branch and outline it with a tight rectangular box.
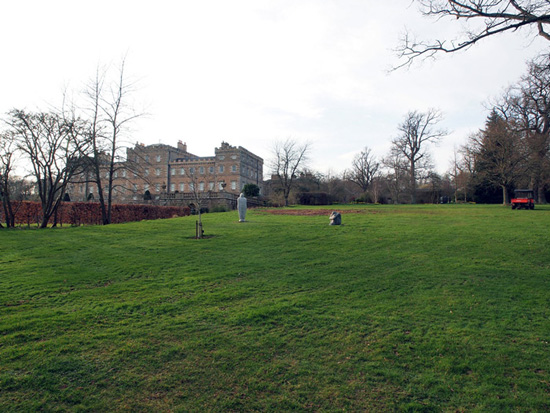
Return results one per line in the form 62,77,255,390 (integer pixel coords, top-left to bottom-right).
81,56,145,224
392,109,447,203
7,110,86,228
395,0,550,69
270,138,311,207
347,147,380,193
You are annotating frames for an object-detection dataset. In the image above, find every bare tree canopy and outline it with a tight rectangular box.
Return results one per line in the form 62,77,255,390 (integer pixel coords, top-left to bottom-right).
392,109,447,203
270,138,310,206
487,52,550,201
7,109,86,228
348,147,380,193
447,53,550,204
382,151,410,204
82,57,143,225
397,1,550,68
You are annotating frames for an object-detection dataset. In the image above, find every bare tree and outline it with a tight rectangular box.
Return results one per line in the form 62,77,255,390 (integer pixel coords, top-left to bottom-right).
347,147,380,193
82,58,143,225
448,147,461,203
382,151,409,204
184,167,216,239
8,109,86,228
0,131,17,227
392,109,447,203
503,53,550,202
369,176,383,204
456,137,478,201
320,169,354,204
270,138,311,206
396,1,550,68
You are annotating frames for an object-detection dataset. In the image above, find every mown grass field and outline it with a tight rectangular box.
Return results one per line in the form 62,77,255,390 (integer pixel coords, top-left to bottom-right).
1,204,550,411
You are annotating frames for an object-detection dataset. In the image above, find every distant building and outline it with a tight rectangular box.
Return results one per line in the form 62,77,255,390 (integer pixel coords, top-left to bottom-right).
67,141,264,208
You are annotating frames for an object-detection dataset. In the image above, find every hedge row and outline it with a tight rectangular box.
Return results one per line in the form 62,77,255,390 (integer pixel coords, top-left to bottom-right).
0,201,191,226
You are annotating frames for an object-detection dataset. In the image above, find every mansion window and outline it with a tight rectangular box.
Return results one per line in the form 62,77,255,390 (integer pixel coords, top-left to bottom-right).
170,183,175,192
171,168,176,176
231,165,237,172
145,168,150,176
231,181,236,190
199,166,205,174
208,182,214,190
155,168,161,176
199,182,205,191
156,155,161,162
180,167,185,175
209,166,214,174
179,183,185,192
144,184,149,191
122,170,127,178
145,155,149,162
219,165,224,173
155,184,160,192
189,167,195,174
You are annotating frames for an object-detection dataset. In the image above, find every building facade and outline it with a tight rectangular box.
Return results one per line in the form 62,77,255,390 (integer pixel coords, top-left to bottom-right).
67,141,264,206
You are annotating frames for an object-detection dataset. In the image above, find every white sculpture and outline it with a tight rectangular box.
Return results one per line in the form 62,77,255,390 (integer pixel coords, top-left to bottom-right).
237,193,247,222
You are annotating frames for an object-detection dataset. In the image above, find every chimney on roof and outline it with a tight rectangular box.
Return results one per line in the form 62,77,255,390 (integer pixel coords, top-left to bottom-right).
178,140,187,152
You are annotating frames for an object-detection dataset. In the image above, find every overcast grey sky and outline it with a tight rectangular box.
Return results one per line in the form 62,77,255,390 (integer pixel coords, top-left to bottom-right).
2,0,548,175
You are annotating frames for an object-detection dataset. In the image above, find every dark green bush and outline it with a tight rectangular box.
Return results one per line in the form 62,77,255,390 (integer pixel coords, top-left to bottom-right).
210,205,229,213
242,183,260,197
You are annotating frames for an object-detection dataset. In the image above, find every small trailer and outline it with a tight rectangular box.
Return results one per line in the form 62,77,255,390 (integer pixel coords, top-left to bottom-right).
511,189,535,210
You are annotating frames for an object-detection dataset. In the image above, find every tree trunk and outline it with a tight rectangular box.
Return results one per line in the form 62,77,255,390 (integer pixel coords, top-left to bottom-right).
283,189,290,206
2,196,15,228
502,185,509,205
410,162,417,204
2,201,9,227
40,217,49,229
197,210,203,239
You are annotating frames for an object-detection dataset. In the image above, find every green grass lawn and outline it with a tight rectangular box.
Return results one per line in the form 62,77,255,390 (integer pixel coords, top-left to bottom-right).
1,204,550,411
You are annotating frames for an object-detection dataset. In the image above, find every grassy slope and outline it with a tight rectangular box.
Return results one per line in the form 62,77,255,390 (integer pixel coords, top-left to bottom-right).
1,204,550,411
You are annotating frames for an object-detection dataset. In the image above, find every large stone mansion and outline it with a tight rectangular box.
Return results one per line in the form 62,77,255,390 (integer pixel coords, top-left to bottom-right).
67,141,264,207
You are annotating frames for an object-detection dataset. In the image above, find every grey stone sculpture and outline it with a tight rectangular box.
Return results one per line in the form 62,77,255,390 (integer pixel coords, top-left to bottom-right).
329,211,341,225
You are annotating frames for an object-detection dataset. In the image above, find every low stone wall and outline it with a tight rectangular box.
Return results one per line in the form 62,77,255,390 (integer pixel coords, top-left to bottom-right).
159,191,265,210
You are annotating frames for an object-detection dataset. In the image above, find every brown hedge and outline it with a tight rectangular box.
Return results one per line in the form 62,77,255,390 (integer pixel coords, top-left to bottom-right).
0,201,191,226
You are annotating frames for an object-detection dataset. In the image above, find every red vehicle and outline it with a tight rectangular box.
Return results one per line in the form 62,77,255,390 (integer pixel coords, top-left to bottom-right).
511,189,535,210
